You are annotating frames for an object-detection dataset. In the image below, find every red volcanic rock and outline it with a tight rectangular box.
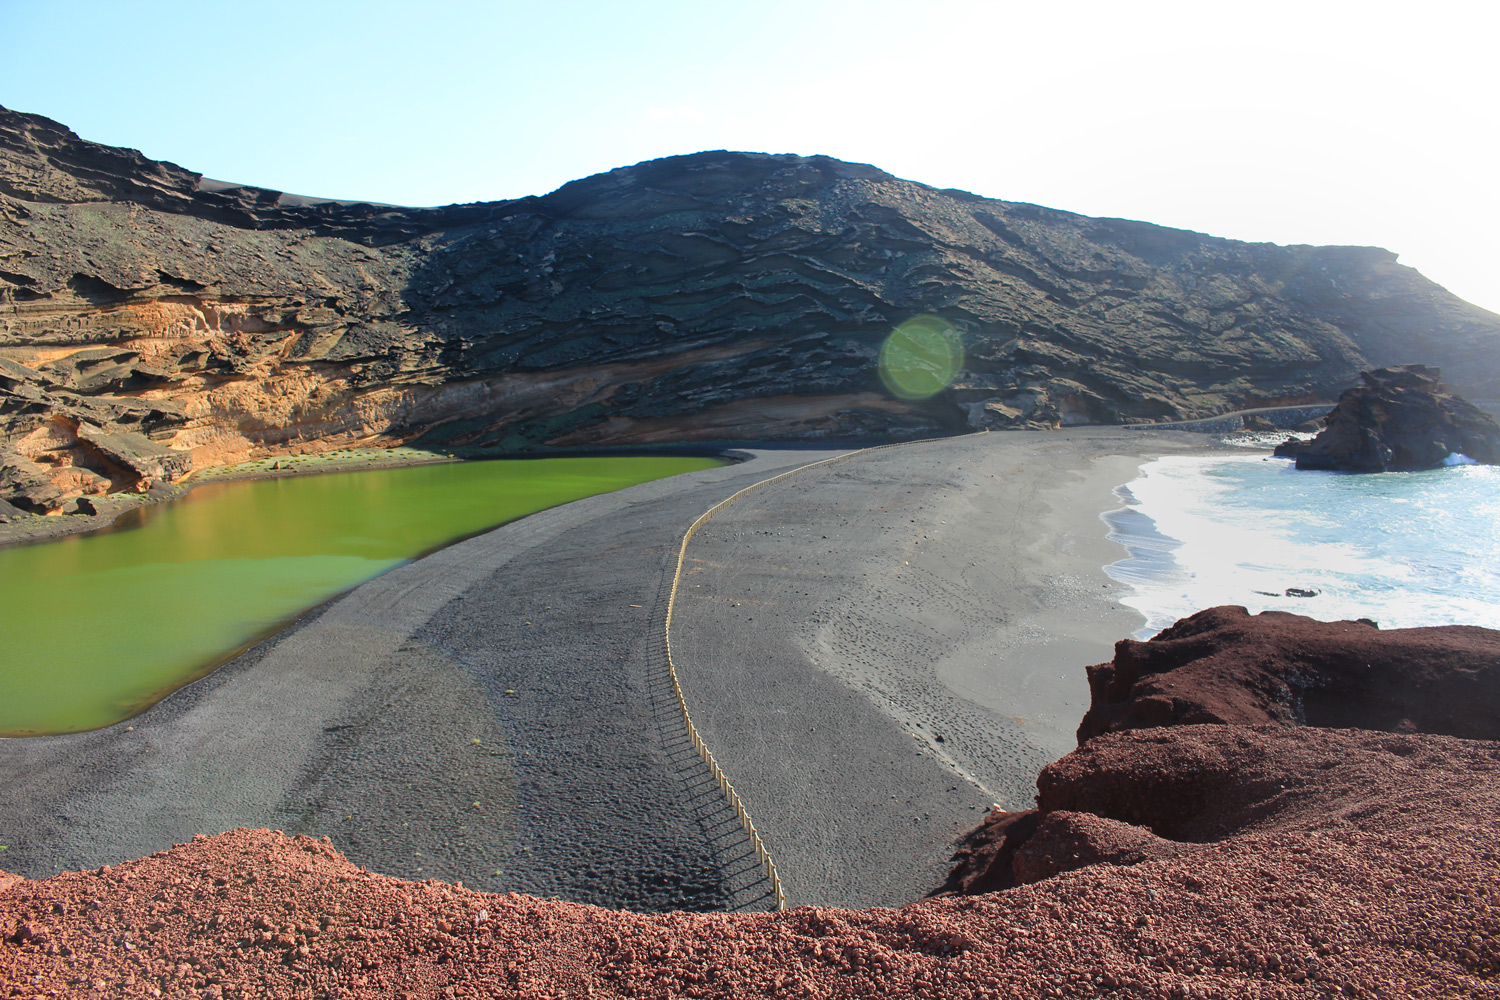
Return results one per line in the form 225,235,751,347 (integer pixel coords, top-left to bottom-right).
937,603,1500,999
941,808,1040,894
1077,605,1500,743
944,808,1187,896
1038,724,1474,847
5,727,1500,997
1010,810,1188,885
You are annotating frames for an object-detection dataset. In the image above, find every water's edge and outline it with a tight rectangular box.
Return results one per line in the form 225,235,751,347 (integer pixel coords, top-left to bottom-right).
1101,452,1500,639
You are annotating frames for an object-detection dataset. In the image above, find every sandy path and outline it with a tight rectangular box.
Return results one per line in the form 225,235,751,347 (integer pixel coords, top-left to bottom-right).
670,427,1213,907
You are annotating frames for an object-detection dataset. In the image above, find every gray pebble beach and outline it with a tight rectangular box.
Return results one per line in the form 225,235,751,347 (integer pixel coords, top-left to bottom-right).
0,428,1213,910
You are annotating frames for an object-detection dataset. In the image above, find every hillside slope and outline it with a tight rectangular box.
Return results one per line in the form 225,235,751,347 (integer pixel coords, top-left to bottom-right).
3,104,1498,510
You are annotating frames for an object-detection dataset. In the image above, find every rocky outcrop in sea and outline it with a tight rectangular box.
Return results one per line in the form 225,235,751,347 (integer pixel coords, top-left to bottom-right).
1272,364,1500,471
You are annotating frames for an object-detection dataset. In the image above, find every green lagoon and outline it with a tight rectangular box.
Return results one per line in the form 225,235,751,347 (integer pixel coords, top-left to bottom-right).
0,455,722,736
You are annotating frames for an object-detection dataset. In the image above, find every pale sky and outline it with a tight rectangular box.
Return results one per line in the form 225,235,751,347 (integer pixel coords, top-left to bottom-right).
3,0,1496,313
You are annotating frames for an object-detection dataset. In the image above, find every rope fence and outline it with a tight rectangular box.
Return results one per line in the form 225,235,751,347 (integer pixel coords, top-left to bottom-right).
663,432,986,912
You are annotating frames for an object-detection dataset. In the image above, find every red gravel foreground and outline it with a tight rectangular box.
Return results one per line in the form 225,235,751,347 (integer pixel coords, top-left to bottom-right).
7,608,1500,998
5,722,1499,998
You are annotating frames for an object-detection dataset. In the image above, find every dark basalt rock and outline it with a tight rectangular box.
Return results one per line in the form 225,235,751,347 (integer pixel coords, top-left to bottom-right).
1273,364,1500,471
5,104,1500,509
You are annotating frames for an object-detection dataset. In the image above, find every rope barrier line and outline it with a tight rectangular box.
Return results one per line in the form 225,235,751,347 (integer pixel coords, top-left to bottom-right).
664,431,987,912
665,450,860,911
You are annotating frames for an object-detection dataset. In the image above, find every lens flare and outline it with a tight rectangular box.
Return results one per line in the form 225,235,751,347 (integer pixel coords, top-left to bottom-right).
878,315,964,400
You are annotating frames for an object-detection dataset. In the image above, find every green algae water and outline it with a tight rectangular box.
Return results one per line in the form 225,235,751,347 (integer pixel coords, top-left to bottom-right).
0,456,722,736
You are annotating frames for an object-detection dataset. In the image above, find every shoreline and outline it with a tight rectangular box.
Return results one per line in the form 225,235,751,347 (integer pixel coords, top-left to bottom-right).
0,446,462,550
0,449,844,908
669,426,1230,906
1102,447,1500,637
0,422,1274,551
0,440,764,551
0,428,1228,911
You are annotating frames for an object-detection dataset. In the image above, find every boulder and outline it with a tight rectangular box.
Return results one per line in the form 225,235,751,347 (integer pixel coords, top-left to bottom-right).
946,605,1500,901
1075,605,1500,742
1009,810,1188,884
0,448,64,513
75,421,193,486
1273,364,1500,471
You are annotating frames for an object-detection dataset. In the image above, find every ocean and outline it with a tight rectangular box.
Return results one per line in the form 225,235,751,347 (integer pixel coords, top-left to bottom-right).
1102,440,1500,639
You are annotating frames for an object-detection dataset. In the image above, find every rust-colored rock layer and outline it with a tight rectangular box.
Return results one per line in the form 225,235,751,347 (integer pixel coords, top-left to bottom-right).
1076,605,1500,743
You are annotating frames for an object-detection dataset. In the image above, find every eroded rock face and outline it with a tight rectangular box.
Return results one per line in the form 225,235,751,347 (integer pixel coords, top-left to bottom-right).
947,605,1500,915
1075,605,1500,742
5,104,1500,510
1273,364,1500,471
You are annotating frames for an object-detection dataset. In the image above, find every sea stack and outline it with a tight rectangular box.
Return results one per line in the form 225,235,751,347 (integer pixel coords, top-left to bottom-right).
1273,364,1500,471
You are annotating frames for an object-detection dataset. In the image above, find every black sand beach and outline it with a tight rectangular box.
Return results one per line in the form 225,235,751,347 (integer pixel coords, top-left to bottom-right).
0,428,1216,911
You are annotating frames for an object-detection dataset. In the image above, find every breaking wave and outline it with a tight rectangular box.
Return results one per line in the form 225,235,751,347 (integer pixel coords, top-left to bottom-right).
1103,453,1500,639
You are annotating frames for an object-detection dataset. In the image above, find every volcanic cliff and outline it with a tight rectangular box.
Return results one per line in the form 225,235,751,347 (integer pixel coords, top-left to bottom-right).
4,104,1500,511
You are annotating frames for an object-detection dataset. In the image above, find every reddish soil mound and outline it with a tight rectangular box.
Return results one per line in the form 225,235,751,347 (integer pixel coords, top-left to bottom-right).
932,607,1500,995
3,724,1498,997
941,808,1040,895
1077,605,1500,742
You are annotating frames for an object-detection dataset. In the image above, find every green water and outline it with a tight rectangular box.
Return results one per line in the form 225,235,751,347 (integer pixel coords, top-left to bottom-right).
0,455,722,736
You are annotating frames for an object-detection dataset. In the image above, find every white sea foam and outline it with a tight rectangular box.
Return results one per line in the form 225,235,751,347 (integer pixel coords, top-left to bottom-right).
1103,454,1500,638
1216,430,1316,450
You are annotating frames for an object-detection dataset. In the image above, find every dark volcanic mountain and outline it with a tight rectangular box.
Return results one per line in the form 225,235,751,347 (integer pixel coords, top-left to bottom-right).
3,104,1499,511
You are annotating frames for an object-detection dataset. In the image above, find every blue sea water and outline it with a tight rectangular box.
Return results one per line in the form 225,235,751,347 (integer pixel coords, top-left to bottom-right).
1103,450,1500,639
